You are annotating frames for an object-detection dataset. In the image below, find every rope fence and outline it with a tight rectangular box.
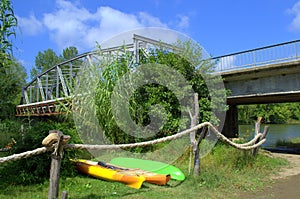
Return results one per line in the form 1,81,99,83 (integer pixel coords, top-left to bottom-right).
0,121,267,164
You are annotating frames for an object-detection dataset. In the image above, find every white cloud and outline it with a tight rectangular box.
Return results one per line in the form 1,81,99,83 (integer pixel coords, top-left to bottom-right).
176,15,189,29
287,1,300,31
18,0,169,52
43,0,93,50
17,14,44,35
138,12,168,28
89,6,143,45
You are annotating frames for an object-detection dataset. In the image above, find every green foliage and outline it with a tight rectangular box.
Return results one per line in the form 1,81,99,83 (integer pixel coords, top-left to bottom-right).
0,119,22,148
30,46,79,78
0,0,26,119
0,119,86,185
94,50,132,145
76,41,227,152
0,58,26,119
238,103,299,124
31,49,60,78
61,46,78,60
138,45,215,124
195,143,287,191
0,0,17,57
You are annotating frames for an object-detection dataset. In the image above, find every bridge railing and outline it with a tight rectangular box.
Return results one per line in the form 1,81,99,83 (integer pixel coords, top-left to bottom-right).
212,39,300,72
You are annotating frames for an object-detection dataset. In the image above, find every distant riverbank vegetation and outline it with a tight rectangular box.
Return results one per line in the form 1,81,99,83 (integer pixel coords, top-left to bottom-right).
238,103,300,124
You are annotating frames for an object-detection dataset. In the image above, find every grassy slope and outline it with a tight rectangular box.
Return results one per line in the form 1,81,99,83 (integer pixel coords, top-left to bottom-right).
0,144,288,199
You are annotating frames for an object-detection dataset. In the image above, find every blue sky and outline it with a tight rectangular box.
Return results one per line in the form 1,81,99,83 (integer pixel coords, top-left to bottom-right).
11,0,300,78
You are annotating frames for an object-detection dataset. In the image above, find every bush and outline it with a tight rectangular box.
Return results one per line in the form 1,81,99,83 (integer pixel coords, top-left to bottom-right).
0,119,22,147
0,118,88,185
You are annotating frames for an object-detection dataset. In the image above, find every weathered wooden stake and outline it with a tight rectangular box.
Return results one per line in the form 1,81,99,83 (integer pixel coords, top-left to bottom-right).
188,93,208,177
47,130,65,199
251,117,269,156
189,93,199,145
251,117,262,156
61,191,68,199
252,125,269,156
193,127,208,177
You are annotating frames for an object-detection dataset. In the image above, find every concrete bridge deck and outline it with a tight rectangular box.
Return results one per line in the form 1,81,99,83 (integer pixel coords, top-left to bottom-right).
222,59,300,104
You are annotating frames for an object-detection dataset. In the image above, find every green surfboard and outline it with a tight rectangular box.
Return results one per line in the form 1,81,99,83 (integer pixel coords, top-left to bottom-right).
110,157,185,181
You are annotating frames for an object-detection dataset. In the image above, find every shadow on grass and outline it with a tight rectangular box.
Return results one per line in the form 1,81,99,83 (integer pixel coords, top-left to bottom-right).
75,188,150,199
74,180,184,199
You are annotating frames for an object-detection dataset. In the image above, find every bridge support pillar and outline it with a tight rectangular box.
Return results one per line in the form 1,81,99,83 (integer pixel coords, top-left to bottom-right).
222,104,238,138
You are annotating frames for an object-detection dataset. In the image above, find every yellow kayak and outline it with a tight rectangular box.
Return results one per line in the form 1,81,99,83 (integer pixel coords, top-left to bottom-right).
71,159,145,189
71,159,171,188
98,161,171,186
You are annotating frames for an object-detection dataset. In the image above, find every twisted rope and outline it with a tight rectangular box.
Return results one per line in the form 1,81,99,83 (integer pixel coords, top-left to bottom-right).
0,146,53,163
0,122,267,164
232,133,262,147
64,122,210,150
64,122,266,151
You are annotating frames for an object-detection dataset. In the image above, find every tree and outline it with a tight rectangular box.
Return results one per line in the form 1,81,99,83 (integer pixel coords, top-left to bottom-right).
0,0,26,118
61,46,78,61
30,46,79,78
30,49,60,78
0,0,17,69
0,58,26,118
73,41,227,151
238,103,296,124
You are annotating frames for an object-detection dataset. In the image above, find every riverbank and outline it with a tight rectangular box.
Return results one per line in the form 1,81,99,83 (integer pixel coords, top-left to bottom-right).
239,124,300,147
264,147,300,154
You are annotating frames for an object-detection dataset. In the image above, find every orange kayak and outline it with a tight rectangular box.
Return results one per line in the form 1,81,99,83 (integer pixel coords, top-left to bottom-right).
71,159,171,188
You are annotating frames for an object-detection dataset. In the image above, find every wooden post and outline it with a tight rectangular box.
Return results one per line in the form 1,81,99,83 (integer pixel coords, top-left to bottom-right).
252,125,269,156
251,117,269,156
188,93,208,177
193,127,208,177
251,117,261,156
46,130,67,199
61,191,68,199
188,93,199,175
189,93,199,146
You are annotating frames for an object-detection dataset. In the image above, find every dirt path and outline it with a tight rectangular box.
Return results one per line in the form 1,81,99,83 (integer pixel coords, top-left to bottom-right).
271,153,300,179
239,153,300,199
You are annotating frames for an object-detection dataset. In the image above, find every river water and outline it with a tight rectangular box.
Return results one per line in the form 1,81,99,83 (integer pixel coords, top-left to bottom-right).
239,124,300,147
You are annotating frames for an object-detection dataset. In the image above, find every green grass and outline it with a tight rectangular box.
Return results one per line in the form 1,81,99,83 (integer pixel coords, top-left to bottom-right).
0,143,288,199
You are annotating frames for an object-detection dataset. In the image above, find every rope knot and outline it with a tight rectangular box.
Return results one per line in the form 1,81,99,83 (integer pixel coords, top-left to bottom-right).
42,130,70,147
42,130,71,157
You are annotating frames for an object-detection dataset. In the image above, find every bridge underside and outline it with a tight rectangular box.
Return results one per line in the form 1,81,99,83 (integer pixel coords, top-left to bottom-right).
227,91,300,105
223,60,300,105
221,61,300,137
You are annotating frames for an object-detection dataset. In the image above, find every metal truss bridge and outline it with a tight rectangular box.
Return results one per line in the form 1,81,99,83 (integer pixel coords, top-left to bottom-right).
16,35,300,116
15,34,180,116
